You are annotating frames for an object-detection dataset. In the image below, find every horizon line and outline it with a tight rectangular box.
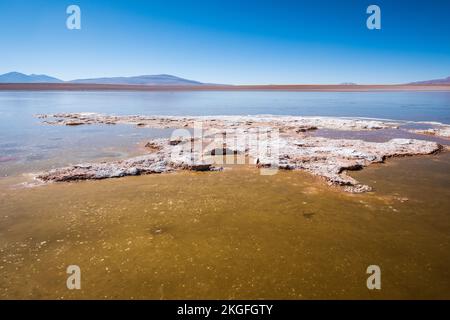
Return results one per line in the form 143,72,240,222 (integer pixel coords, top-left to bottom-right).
1,71,450,86
1,83,450,93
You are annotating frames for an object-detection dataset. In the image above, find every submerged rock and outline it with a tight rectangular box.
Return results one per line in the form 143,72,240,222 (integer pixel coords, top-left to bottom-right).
144,142,162,152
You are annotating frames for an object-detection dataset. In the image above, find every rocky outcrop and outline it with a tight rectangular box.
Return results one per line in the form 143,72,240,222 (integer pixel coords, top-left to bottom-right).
36,138,220,182
35,113,443,192
255,137,442,192
36,113,400,132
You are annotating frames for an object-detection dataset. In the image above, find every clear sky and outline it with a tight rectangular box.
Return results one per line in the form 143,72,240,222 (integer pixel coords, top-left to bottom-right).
0,0,449,84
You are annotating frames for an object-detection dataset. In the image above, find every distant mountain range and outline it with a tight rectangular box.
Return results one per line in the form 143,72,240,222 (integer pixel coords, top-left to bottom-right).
408,76,450,85
0,72,207,86
2,71,450,86
69,74,204,85
0,72,63,83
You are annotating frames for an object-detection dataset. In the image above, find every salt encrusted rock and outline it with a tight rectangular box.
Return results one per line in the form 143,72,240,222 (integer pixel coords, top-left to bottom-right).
35,113,443,192
344,184,373,193
409,127,450,138
37,153,169,182
251,137,441,192
36,113,401,132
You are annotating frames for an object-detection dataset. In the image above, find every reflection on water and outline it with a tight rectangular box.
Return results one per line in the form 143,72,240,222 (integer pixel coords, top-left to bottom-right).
0,153,449,299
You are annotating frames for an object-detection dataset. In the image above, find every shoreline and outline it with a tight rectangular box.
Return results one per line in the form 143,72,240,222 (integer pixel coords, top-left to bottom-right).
1,83,450,92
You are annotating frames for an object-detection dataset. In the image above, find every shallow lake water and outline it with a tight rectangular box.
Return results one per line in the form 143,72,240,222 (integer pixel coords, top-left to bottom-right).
1,90,450,179
0,153,449,299
0,90,449,299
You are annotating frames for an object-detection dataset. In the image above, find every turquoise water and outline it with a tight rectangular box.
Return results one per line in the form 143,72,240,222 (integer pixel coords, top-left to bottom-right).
1,90,449,178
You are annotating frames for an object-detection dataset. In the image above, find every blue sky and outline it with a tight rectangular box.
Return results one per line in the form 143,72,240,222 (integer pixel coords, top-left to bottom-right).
0,0,449,84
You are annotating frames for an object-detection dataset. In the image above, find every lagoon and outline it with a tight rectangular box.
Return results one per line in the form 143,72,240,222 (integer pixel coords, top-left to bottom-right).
1,90,449,179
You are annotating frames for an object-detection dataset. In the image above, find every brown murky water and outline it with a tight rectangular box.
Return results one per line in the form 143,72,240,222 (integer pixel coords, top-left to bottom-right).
1,153,450,299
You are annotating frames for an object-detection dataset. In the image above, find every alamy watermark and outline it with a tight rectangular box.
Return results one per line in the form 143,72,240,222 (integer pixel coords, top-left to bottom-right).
65,5,380,31
367,5,381,30
366,265,381,290
66,5,81,30
66,265,81,290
